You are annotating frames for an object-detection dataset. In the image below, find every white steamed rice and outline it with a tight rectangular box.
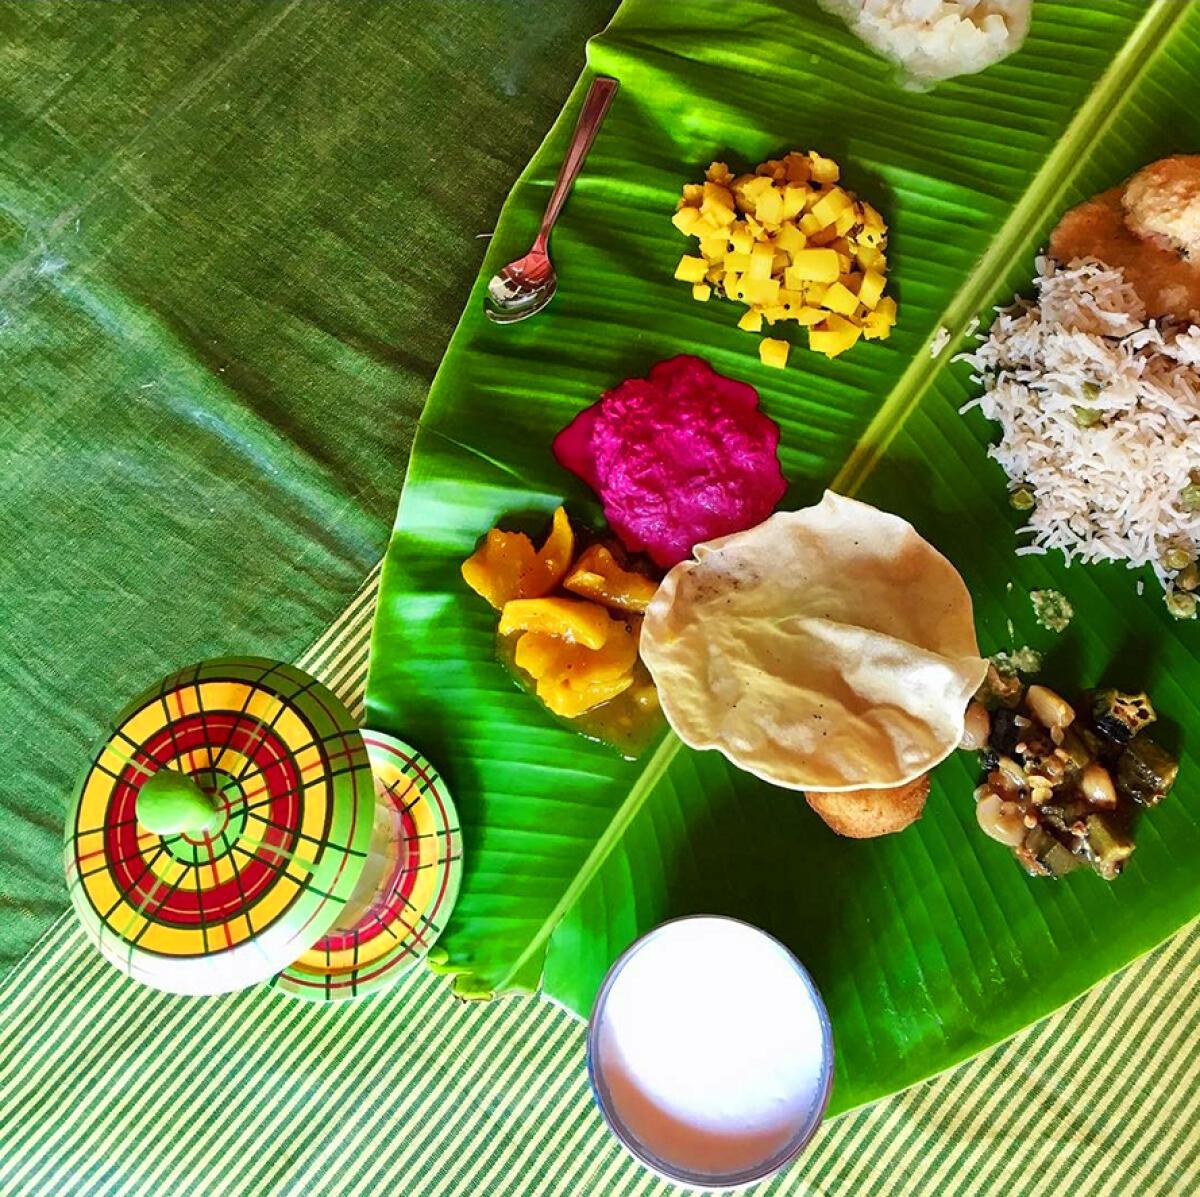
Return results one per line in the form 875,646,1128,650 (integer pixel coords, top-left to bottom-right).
960,256,1200,593
819,0,1031,86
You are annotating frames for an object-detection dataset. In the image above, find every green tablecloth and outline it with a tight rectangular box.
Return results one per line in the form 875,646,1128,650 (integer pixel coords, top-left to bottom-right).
0,0,615,973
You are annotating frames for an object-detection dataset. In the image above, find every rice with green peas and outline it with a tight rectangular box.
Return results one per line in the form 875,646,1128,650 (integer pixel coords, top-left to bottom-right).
959,256,1200,615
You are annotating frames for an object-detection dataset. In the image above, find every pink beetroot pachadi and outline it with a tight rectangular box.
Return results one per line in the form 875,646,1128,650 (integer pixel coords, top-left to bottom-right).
552,355,788,569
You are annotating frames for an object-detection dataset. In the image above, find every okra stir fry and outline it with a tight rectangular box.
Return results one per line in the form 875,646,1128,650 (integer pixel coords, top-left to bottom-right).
961,667,1179,880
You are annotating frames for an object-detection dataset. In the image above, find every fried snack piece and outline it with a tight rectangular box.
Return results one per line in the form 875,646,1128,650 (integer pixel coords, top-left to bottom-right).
1050,157,1200,322
1123,155,1200,260
641,492,987,792
804,775,931,839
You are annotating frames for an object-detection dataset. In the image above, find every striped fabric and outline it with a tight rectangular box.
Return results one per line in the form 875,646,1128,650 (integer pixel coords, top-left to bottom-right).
0,568,1196,1197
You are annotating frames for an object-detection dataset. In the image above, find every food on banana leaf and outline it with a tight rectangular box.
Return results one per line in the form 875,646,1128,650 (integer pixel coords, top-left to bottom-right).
640,490,987,794
758,337,790,370
1124,156,1200,258
1030,589,1072,634
988,646,1041,682
1090,688,1156,745
671,154,894,362
463,507,663,755
495,631,661,758
805,774,930,840
563,545,659,613
961,254,1200,612
818,0,1030,88
513,618,640,719
1050,157,1200,321
553,355,787,569
1116,735,1179,807
499,596,614,651
461,505,575,608
966,671,1178,880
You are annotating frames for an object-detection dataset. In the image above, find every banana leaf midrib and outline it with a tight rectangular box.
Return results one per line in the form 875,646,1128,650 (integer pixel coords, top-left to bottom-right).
477,0,1188,999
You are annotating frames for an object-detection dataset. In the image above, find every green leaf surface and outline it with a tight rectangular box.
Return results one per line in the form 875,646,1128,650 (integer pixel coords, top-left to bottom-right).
366,0,1200,1114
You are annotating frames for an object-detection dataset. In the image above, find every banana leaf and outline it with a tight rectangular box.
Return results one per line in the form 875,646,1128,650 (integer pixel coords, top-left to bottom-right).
367,0,1200,1114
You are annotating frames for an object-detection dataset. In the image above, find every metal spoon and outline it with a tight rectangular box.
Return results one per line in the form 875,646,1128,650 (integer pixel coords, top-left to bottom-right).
484,76,618,324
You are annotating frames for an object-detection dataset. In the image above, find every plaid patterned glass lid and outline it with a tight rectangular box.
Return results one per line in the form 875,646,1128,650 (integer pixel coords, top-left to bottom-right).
273,730,463,1002
64,656,375,996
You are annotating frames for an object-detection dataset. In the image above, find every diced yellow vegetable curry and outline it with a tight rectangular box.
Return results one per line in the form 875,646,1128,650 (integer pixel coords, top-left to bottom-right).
672,150,895,364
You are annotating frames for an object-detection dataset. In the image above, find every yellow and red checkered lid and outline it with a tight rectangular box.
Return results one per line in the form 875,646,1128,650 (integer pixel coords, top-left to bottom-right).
64,657,377,995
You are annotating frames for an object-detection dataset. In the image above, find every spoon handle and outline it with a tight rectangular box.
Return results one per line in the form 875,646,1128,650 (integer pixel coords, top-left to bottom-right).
534,76,618,251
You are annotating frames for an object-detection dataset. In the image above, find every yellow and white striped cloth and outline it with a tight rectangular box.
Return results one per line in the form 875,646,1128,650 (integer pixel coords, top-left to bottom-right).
0,567,1196,1196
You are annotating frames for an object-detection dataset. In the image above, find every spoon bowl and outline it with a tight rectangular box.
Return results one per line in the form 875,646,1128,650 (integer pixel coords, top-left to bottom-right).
484,247,558,323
